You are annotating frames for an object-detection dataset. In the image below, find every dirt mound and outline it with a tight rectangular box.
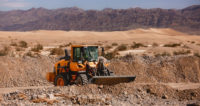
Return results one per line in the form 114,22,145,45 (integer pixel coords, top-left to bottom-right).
0,54,200,105
109,56,200,83
0,55,200,88
0,56,56,87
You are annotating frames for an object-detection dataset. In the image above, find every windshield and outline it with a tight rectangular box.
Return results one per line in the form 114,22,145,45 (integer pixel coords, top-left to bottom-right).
84,46,98,62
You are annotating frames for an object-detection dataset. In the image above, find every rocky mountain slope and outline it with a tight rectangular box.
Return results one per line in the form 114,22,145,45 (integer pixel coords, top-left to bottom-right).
0,5,200,34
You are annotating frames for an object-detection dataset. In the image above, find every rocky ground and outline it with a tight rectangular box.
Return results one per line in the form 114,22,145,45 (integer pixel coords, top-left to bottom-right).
0,83,200,106
0,55,200,106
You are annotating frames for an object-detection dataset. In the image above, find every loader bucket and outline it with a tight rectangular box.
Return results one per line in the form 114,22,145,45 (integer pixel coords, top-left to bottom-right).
90,76,136,85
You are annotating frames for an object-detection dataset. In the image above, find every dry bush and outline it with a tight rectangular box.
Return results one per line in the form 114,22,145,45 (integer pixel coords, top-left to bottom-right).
131,42,146,49
26,52,34,57
0,46,9,56
104,51,117,60
31,44,43,52
19,41,28,48
105,45,112,50
50,48,64,55
194,52,200,58
155,52,171,57
164,43,181,47
116,44,127,51
123,53,133,58
16,47,21,51
10,42,17,46
173,50,191,55
112,42,118,46
191,41,195,44
152,42,159,47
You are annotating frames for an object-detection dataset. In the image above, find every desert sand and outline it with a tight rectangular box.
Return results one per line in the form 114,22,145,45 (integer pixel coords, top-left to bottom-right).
0,28,199,45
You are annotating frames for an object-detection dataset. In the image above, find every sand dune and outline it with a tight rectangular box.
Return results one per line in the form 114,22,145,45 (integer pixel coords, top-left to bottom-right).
0,28,199,46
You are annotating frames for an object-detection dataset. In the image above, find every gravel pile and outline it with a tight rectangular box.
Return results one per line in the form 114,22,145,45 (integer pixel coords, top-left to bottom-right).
1,84,200,105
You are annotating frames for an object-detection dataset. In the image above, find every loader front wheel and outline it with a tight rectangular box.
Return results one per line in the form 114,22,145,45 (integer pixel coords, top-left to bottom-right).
75,74,88,85
54,74,68,86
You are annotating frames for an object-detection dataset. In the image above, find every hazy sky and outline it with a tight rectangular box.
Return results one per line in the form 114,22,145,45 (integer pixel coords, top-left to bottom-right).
0,0,200,11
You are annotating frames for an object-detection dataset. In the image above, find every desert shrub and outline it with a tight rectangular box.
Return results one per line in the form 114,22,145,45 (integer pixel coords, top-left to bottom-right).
173,50,191,55
104,52,116,60
112,42,118,46
152,42,159,47
164,43,181,47
19,41,28,48
16,47,21,51
50,48,64,55
191,41,195,44
0,46,9,56
105,45,112,50
155,52,171,57
31,44,43,52
116,44,127,51
194,53,200,58
10,42,17,46
131,42,146,49
26,52,34,57
123,53,133,59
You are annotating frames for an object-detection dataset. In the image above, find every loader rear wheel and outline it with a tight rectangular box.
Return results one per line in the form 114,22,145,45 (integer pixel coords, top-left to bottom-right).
54,74,68,86
75,74,88,85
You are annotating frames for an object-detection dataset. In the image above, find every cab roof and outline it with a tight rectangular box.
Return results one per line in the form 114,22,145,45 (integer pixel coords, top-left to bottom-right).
71,45,99,48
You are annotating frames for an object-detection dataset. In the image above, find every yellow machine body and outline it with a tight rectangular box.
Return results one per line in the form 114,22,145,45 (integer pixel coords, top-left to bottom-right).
46,45,136,86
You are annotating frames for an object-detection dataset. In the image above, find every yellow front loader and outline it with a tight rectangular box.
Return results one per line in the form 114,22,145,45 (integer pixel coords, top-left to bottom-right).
46,45,136,86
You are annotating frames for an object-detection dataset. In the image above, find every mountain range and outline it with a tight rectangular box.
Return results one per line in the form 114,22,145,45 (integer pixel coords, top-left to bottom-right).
0,5,199,34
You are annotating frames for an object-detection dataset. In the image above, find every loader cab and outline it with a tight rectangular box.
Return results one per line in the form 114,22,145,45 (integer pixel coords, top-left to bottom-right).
71,45,98,62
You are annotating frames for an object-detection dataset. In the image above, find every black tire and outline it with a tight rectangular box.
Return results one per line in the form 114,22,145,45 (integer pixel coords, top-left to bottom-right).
54,74,69,86
75,74,88,85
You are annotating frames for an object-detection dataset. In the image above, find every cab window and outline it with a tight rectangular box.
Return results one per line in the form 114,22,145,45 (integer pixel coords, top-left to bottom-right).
73,47,81,61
